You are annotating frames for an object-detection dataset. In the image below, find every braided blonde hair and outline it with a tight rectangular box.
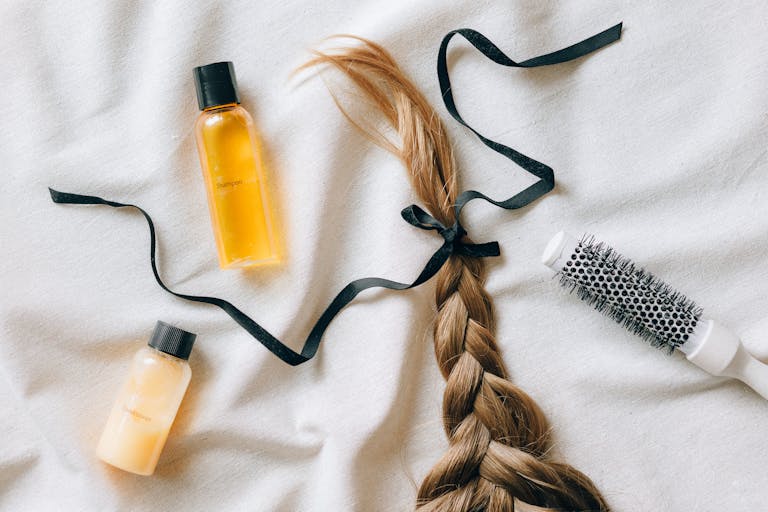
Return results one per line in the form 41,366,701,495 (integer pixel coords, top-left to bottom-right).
303,37,609,511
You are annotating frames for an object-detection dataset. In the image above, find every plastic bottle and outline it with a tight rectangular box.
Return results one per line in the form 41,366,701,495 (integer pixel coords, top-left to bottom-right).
193,61,279,269
96,321,195,475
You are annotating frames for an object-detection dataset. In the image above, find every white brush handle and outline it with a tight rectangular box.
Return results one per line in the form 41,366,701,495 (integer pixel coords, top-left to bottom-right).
682,319,768,400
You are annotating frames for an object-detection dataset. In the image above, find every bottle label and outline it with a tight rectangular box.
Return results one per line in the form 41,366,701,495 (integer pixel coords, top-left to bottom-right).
216,180,243,189
122,404,152,422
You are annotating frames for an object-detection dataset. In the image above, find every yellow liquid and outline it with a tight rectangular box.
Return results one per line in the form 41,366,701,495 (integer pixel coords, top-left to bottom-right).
195,104,279,269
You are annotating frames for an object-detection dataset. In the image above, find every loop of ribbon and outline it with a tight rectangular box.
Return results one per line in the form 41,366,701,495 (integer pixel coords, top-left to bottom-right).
48,22,622,365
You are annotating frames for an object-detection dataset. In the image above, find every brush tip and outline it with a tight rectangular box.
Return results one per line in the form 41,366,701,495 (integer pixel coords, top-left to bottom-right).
542,231,579,272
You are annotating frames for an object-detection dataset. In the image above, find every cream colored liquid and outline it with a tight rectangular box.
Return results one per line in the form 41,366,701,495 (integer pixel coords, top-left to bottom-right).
195,104,279,269
97,347,190,476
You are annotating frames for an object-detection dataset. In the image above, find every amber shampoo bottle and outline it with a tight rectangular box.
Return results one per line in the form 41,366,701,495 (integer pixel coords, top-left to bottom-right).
193,61,279,269
96,322,195,476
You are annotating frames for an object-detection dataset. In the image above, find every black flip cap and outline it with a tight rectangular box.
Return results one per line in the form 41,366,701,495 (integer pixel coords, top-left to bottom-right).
148,321,196,360
193,61,241,110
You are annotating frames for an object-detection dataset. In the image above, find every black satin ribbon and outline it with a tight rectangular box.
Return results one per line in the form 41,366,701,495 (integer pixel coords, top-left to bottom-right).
48,22,621,365
438,22,623,209
47,189,498,365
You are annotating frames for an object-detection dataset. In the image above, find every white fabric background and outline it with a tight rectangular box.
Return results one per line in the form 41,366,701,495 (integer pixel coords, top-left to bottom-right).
1,0,767,510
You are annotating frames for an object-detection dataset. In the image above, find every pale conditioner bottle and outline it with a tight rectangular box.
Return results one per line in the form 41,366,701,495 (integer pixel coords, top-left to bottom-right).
96,321,196,476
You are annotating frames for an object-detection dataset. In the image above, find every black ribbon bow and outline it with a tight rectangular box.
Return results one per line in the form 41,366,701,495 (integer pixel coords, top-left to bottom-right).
401,204,500,258
48,23,622,365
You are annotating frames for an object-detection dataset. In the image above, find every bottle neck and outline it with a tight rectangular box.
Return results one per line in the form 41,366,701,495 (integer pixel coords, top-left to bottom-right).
202,102,239,112
147,344,187,362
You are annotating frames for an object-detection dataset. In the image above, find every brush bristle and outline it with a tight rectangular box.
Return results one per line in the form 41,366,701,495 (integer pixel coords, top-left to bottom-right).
556,235,703,352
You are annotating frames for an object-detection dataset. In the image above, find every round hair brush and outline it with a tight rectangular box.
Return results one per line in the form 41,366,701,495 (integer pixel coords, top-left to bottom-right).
542,231,768,400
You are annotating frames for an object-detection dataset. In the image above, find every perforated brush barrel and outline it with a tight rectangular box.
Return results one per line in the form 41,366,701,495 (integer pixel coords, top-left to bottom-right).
552,235,703,352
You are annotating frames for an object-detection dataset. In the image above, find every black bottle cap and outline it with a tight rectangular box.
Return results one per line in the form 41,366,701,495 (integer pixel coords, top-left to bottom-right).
148,321,196,360
193,61,241,110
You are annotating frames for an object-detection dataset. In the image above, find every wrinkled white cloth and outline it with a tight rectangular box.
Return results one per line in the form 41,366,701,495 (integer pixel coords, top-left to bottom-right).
2,0,767,510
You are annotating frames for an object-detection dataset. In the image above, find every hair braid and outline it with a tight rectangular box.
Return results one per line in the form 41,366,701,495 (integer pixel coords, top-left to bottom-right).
303,36,609,512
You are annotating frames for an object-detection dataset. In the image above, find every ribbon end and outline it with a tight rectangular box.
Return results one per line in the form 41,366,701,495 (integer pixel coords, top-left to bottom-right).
49,187,79,204
47,188,109,206
49,188,81,204
456,241,500,258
